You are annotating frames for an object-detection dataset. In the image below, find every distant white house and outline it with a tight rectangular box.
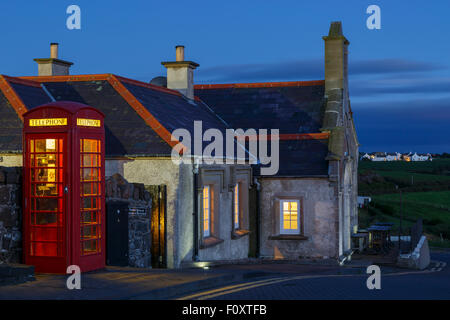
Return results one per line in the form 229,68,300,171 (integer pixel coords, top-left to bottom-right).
402,153,412,162
357,196,372,208
361,153,371,160
372,152,387,161
361,152,432,162
411,153,432,161
386,152,402,161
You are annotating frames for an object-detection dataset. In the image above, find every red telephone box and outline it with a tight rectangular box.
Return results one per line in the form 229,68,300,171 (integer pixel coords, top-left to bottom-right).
23,101,105,274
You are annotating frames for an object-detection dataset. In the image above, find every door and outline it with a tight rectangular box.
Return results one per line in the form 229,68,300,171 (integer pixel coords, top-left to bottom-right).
106,200,129,266
146,185,167,268
25,134,68,273
77,136,105,271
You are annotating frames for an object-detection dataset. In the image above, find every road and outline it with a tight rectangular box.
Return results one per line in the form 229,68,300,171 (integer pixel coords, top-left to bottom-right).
178,252,450,300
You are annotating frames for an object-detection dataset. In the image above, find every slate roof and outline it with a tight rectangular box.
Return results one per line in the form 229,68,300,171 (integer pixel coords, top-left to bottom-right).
9,82,52,109
195,82,326,134
0,74,239,158
0,76,53,152
0,74,331,177
121,80,230,146
254,138,329,176
0,91,23,152
40,80,173,156
195,81,329,176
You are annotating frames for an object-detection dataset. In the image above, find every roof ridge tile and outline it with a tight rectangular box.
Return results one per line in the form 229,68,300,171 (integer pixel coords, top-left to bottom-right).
194,80,325,90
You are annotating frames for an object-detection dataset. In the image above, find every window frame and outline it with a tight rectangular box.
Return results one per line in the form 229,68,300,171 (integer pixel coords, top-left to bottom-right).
279,199,301,235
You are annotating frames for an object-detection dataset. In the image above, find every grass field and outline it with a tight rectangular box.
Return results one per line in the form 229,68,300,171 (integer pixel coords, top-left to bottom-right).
371,192,449,237
377,191,450,208
358,159,450,246
359,159,450,195
376,170,450,183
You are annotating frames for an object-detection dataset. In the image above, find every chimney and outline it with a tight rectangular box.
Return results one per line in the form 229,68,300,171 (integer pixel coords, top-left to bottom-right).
321,21,351,161
161,45,199,100
34,43,73,76
322,21,349,93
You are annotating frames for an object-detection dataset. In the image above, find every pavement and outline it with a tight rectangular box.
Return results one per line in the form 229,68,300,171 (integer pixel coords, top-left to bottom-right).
0,251,446,300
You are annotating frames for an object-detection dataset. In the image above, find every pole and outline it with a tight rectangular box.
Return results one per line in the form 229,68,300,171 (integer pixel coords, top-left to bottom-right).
192,160,199,261
399,190,403,254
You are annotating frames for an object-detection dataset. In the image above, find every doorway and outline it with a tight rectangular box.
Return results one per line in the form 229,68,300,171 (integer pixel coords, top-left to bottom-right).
146,185,167,268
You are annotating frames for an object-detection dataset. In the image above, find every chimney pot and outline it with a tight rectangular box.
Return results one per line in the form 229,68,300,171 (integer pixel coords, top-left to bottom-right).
176,45,185,62
50,43,59,59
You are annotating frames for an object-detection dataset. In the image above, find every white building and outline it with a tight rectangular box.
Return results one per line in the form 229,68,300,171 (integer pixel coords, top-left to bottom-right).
386,152,401,161
411,153,432,161
357,196,371,208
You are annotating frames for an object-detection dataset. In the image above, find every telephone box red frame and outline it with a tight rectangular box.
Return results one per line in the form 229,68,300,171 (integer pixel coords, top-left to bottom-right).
23,101,105,274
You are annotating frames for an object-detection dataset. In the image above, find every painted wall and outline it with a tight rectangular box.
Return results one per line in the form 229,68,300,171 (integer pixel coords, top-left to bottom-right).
197,165,251,262
0,154,22,167
259,177,338,259
106,158,252,268
106,158,191,268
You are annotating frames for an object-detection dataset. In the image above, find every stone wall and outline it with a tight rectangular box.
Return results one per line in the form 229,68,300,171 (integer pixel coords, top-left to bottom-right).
0,167,22,264
259,177,338,260
105,173,152,268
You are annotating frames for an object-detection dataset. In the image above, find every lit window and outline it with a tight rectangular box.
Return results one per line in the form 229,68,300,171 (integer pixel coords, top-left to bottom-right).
234,184,240,229
80,139,102,255
280,200,300,234
203,186,211,237
29,138,64,257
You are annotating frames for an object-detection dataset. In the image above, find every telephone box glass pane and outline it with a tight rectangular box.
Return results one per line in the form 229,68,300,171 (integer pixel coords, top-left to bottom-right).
80,138,102,255
29,138,64,257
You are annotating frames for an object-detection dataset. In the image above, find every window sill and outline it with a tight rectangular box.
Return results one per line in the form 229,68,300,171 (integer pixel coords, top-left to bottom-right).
200,236,224,249
231,229,250,240
268,235,308,241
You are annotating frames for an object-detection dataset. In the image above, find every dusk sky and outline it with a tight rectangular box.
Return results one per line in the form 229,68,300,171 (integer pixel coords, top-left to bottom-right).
1,0,449,153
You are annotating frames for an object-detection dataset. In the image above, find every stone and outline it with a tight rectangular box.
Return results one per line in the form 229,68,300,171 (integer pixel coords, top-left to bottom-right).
133,187,140,200
121,183,133,199
105,178,115,198
6,169,20,185
112,173,128,186
0,206,13,227
11,185,21,205
0,186,11,204
0,170,6,184
105,173,152,268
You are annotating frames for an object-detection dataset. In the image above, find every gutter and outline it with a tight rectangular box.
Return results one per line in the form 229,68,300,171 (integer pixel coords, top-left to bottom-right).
192,160,200,261
253,177,261,258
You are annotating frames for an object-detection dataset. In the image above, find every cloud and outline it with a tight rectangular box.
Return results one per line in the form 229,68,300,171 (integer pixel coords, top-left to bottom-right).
350,77,450,96
349,59,441,76
197,59,323,83
353,98,450,153
196,58,443,83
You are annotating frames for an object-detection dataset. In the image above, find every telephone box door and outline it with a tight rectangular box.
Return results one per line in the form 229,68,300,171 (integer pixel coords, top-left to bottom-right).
24,133,69,273
77,136,105,271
